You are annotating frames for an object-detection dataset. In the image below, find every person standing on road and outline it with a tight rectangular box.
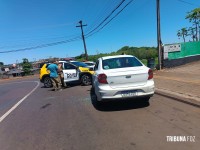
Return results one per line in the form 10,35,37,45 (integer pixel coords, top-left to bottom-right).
58,63,65,88
47,61,62,91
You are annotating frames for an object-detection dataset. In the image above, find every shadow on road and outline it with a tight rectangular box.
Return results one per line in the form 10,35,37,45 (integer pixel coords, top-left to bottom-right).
90,88,150,112
41,86,49,88
41,82,80,90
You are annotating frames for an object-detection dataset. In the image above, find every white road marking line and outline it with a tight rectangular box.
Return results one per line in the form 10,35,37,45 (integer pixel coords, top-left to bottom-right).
0,81,40,123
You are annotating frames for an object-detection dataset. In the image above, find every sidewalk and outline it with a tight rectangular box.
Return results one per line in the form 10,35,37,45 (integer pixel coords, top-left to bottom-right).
154,60,200,105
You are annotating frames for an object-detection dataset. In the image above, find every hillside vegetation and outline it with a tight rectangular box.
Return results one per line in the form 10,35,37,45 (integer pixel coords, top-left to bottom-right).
76,46,158,63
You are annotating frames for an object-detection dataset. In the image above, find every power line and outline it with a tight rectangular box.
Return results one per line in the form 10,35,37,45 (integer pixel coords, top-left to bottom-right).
0,36,81,53
84,0,117,33
86,0,126,36
86,0,134,38
0,0,125,52
177,0,199,6
0,0,132,54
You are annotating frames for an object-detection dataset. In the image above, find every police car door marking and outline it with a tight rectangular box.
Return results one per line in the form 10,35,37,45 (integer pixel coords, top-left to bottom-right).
66,73,77,78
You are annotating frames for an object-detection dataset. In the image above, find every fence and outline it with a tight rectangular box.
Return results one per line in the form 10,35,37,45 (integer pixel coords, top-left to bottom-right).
168,41,200,60
163,41,200,68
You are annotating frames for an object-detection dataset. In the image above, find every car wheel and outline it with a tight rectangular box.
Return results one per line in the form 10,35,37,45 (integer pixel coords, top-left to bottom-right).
81,74,91,86
44,76,52,88
143,97,150,103
91,87,103,106
95,98,103,106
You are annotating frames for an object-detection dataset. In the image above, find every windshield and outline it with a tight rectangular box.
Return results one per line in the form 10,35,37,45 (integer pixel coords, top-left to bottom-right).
102,57,143,70
71,61,89,67
85,62,94,66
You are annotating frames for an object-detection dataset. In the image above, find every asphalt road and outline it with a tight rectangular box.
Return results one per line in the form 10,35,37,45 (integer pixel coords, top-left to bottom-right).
0,77,199,150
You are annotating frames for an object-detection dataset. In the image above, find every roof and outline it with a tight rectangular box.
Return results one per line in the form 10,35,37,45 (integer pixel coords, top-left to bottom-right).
101,55,134,60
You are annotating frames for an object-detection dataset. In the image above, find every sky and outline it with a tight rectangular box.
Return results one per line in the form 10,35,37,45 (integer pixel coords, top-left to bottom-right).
0,0,199,65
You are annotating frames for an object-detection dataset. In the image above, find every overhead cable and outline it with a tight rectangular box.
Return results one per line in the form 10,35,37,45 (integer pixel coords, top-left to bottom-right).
86,0,134,38
177,0,199,6
86,0,126,36
0,0,132,53
0,36,81,53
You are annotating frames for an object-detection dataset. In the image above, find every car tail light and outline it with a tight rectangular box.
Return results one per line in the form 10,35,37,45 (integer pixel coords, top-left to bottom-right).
98,74,108,84
148,69,153,80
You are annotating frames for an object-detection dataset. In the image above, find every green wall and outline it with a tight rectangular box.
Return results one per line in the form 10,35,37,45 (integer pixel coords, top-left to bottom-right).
168,41,200,60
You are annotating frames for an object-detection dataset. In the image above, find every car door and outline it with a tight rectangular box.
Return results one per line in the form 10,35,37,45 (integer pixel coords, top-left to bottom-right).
62,62,79,82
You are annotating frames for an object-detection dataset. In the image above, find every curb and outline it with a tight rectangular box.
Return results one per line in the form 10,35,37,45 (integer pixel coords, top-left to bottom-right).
155,88,200,108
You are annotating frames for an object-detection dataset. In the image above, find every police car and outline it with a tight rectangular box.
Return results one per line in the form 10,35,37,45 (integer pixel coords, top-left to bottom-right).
39,61,94,88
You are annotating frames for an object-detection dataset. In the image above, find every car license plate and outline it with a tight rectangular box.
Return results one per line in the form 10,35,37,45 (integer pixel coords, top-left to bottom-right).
121,90,137,97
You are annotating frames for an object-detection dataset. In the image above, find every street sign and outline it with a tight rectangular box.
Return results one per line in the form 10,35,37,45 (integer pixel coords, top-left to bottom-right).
164,44,181,53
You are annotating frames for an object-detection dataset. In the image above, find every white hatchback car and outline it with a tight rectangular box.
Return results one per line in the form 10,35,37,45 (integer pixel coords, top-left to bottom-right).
92,55,155,103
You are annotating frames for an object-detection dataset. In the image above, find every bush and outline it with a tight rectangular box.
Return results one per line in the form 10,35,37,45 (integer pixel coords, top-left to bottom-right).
22,58,33,75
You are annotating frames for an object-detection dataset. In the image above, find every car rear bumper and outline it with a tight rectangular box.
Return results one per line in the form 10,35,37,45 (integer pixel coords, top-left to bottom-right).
95,80,155,101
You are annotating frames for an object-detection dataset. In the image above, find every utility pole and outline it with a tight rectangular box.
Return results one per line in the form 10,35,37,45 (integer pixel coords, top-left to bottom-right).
76,20,88,61
156,0,162,70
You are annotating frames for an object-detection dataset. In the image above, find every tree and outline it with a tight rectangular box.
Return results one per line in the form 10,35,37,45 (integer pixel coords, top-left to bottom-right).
117,46,129,54
145,49,157,59
75,46,158,63
186,8,200,41
22,58,32,75
177,28,188,42
188,27,196,41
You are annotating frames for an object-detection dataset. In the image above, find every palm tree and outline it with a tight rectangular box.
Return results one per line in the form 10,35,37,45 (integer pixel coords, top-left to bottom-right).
177,28,188,42
177,30,181,40
186,8,200,41
188,27,196,42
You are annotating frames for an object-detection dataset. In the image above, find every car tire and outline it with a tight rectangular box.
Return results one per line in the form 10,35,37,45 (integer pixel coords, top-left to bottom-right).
43,76,52,88
91,81,95,90
81,74,91,86
92,89,103,106
143,97,150,103
95,98,103,106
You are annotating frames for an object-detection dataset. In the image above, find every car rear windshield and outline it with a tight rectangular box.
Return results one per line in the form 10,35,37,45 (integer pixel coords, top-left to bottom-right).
102,57,143,70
